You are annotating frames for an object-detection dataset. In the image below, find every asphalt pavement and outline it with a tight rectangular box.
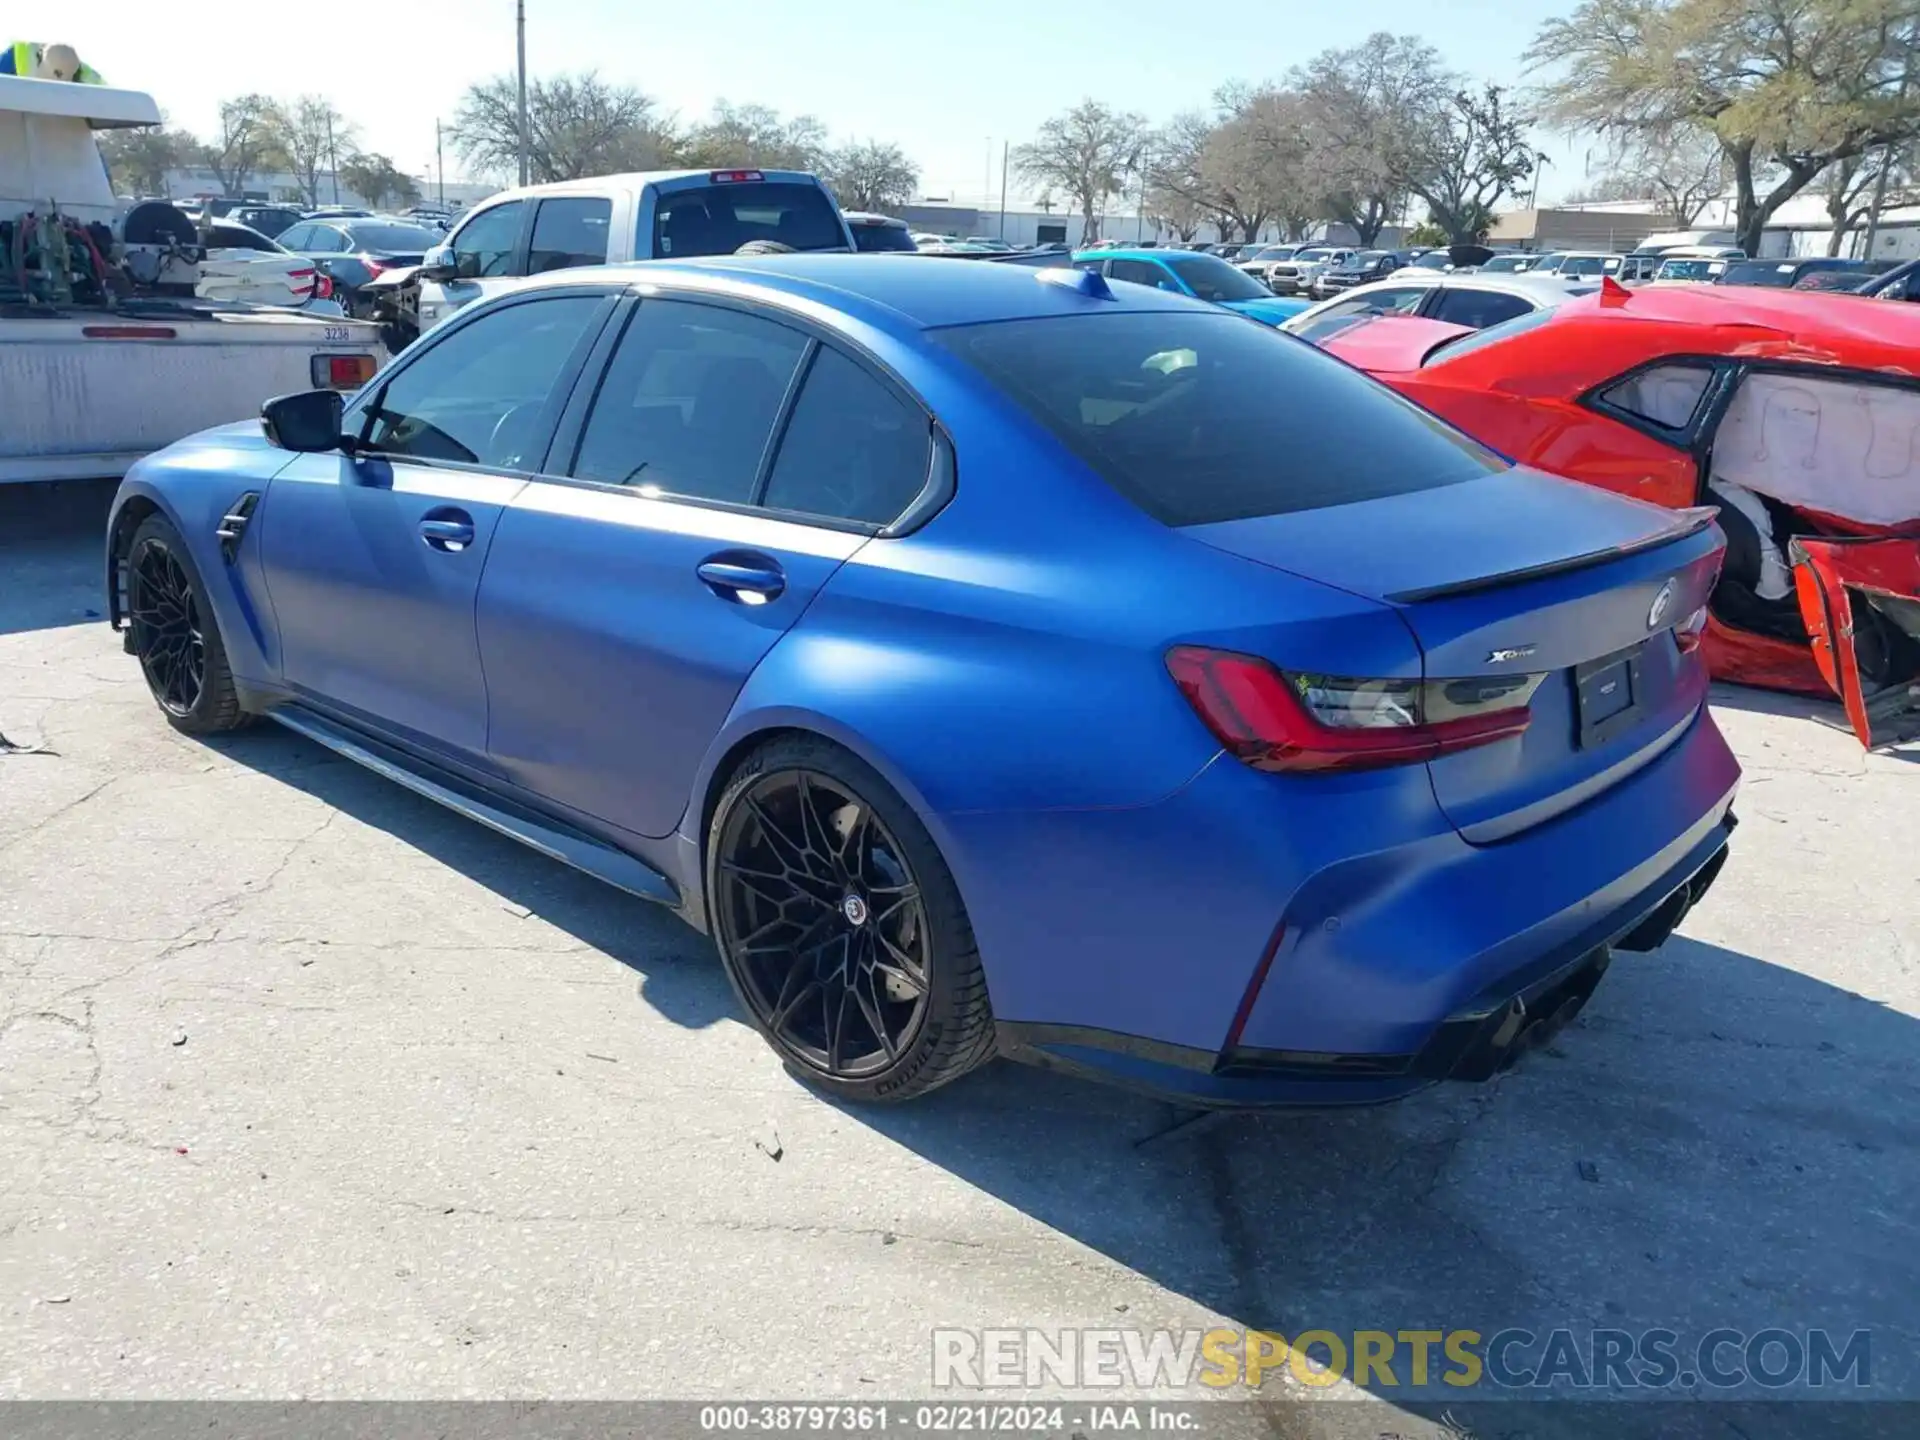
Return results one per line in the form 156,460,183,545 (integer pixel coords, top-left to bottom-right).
1,480,1915,1436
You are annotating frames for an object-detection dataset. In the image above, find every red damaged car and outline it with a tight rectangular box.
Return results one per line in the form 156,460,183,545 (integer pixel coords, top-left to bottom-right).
1317,282,1920,749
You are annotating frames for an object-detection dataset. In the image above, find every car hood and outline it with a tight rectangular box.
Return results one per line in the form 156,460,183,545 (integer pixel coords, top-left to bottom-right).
1315,314,1475,372
1222,295,1310,325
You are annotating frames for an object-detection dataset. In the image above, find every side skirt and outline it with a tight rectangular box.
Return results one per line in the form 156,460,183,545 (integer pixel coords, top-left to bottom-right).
268,705,681,909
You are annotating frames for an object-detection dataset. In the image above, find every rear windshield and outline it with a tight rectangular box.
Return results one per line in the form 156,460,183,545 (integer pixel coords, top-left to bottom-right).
1166,254,1270,302
852,221,918,253
934,311,1502,526
344,223,442,252
1421,304,1563,365
653,181,847,257
1720,261,1807,287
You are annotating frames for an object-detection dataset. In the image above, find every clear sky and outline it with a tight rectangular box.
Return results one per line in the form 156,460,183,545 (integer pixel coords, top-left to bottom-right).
62,0,1600,206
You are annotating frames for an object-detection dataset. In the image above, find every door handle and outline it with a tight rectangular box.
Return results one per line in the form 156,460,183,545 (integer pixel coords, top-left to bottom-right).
419,515,475,552
697,559,786,603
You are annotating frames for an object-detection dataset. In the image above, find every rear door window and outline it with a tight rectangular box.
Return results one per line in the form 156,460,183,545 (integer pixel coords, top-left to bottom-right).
529,197,612,273
760,348,931,525
935,310,1502,526
570,300,809,500
1599,364,1715,433
652,180,845,257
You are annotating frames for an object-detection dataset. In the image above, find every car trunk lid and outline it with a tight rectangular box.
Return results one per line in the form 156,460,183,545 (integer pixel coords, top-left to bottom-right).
1183,468,1726,841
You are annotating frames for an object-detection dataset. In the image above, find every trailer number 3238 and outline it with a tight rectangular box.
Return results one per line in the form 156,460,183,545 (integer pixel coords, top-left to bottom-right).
323,327,354,342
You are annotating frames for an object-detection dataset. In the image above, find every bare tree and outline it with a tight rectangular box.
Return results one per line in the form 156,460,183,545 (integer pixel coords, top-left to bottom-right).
1529,0,1920,255
1203,87,1321,241
205,95,285,196
685,102,829,171
268,96,357,207
1144,110,1226,237
451,72,674,184
1295,34,1447,245
822,140,919,212
1572,127,1729,224
1014,99,1149,241
1825,146,1913,254
1401,84,1541,243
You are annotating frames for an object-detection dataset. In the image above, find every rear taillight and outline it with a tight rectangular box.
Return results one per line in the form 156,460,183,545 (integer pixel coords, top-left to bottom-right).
362,257,391,277
313,353,375,389
1674,604,1710,655
313,273,334,300
289,267,316,296
1166,646,1541,774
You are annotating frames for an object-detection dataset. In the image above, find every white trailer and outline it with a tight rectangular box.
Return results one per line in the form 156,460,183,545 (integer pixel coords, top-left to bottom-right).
0,73,382,484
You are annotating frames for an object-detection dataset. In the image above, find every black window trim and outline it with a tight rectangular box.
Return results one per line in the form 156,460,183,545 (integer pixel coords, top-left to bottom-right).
341,287,623,479
535,284,954,537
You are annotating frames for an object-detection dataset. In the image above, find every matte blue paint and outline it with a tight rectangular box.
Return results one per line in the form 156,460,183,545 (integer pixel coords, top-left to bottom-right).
109,253,1740,1105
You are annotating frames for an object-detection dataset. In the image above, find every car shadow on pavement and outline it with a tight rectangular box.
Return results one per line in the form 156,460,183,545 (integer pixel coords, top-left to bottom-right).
0,480,118,637
836,933,1920,1411
204,723,741,1034
211,719,1920,1416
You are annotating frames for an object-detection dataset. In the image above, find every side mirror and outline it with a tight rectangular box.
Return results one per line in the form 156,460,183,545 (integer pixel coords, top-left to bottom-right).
420,243,459,283
262,390,346,453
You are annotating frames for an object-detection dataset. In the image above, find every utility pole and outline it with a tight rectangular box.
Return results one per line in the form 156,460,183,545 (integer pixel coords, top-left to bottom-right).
998,139,1008,240
327,113,340,205
516,0,531,187
436,119,446,206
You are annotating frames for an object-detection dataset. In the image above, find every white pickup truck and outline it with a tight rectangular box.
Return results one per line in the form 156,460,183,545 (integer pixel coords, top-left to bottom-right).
0,72,383,484
363,167,854,349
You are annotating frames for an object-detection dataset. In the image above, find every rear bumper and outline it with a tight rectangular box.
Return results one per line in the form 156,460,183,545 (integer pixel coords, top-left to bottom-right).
969,706,1740,1109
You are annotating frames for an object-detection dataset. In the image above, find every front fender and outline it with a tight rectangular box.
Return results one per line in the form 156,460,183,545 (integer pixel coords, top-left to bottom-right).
106,425,298,687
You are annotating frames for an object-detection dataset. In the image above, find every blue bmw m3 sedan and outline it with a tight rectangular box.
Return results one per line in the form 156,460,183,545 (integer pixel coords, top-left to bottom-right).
106,255,1740,1107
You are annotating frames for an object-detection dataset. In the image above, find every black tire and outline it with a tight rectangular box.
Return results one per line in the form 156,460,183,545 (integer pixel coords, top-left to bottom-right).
706,735,995,1103
125,513,251,736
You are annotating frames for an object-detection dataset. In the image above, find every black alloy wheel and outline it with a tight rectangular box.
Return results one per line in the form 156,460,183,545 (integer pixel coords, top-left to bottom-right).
123,514,251,735
129,537,206,717
717,769,930,1077
708,737,995,1102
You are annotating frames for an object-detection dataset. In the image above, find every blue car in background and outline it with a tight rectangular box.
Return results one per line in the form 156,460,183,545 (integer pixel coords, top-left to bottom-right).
1072,247,1310,324
107,256,1738,1108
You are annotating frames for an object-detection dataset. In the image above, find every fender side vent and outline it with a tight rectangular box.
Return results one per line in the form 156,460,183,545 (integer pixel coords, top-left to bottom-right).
216,492,260,563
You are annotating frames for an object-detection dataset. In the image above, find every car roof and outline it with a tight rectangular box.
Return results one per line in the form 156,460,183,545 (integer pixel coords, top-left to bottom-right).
478,168,827,203
1437,283,1920,377
511,253,1211,330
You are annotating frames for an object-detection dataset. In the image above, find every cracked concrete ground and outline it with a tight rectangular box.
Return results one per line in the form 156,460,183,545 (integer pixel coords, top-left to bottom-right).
1,480,1916,1431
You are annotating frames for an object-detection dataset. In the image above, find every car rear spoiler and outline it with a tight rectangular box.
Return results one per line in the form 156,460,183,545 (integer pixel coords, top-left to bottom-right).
1386,506,1720,604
